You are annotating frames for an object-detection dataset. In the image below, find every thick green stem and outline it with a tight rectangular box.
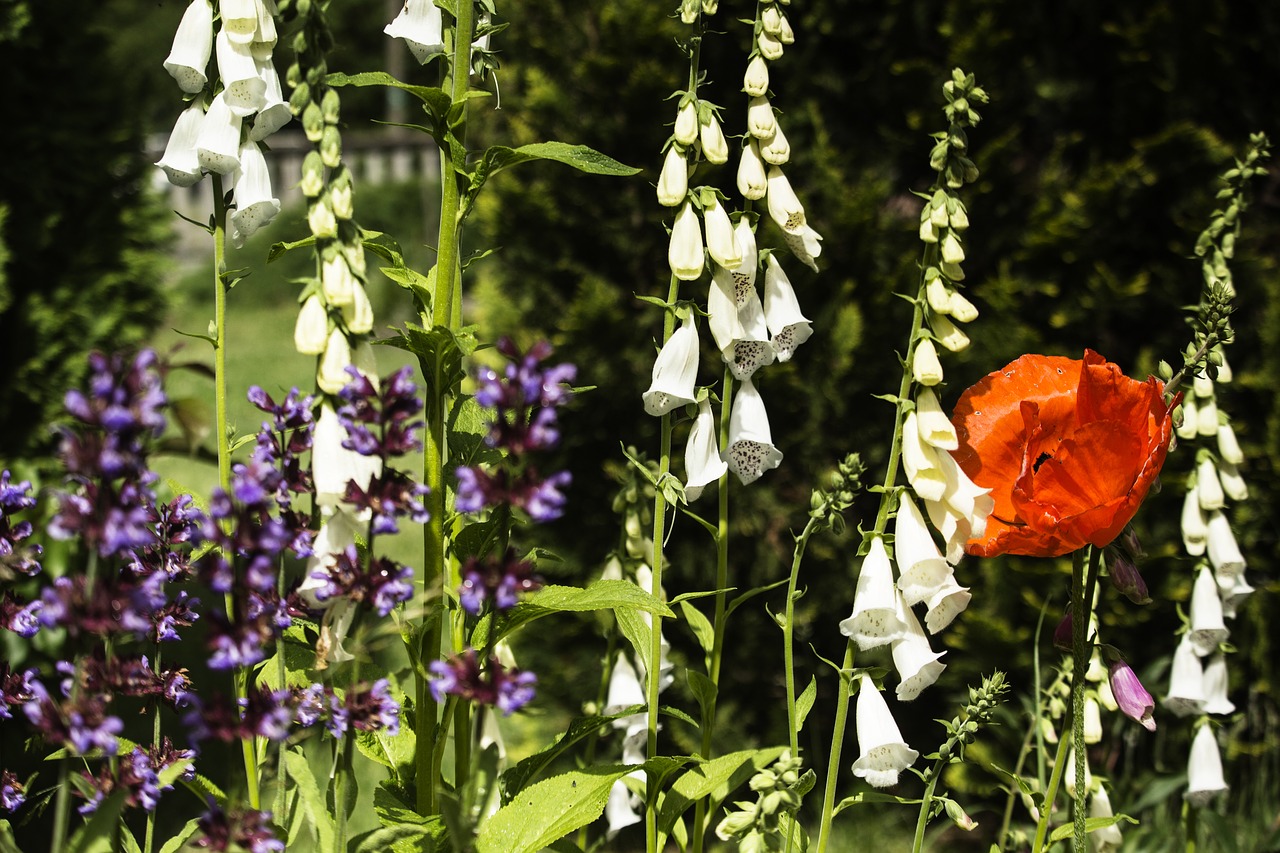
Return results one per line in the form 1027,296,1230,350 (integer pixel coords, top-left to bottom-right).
1071,549,1088,853
814,644,856,853
910,759,944,853
784,517,821,756
1032,722,1074,852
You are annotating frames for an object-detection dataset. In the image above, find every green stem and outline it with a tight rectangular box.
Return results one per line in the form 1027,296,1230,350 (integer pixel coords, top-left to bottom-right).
784,516,821,756
910,759,944,853
1071,548,1087,853
1031,723,1074,852
143,648,165,853
814,643,856,853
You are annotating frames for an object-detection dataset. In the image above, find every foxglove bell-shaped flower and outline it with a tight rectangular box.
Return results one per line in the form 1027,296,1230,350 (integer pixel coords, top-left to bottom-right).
1089,785,1124,852
669,201,705,281
1220,571,1254,619
156,103,207,187
1197,394,1219,437
249,58,292,142
703,196,742,271
763,255,812,361
656,145,687,208
322,254,356,307
643,316,700,417
385,0,445,63
1185,723,1228,806
313,404,382,507
163,0,214,94
1083,695,1103,743
923,575,971,634
746,95,776,139
851,673,918,787
731,218,758,301
891,601,946,701
700,114,729,165
760,123,790,166
1217,422,1243,465
932,447,994,560
737,139,767,200
931,314,970,353
726,287,775,381
1176,395,1199,441
318,329,353,395
1188,565,1229,656
1206,511,1246,579
215,30,266,117
1108,660,1156,731
757,29,784,61
914,388,958,450
684,398,726,502
894,494,952,606
1197,457,1224,511
1165,633,1206,717
343,282,374,335
1217,460,1248,502
839,537,906,650
1200,652,1235,715
912,339,944,386
1182,484,1208,556
743,54,769,96
723,377,783,485
195,93,242,175
781,223,824,272
230,141,280,247
220,0,260,42
765,166,806,233
674,100,698,146
901,412,947,502
708,267,746,357
294,295,329,355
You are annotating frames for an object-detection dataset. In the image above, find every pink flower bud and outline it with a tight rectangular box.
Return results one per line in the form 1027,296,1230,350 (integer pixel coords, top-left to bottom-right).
1108,660,1156,732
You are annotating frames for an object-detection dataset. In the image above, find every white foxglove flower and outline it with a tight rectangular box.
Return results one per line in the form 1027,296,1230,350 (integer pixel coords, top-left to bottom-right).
1164,633,1206,717
313,402,382,505
1184,723,1228,806
914,388,958,450
322,254,356,307
935,449,993,547
220,0,260,42
674,101,699,146
708,268,746,356
1215,353,1233,383
765,166,806,233
891,601,946,701
309,198,338,238
1181,483,1208,556
1206,511,1246,579
924,575,970,634
763,255,812,361
778,13,795,43
229,141,280,247
656,145,688,207
1200,653,1235,715
385,0,445,62
1176,396,1199,441
912,339,944,386
1197,457,1224,511
947,289,979,323
1188,565,1229,656
838,538,906,650
926,278,951,313
757,29,784,61
1217,460,1248,502
901,412,946,502
605,653,646,715
318,329,354,395
215,30,266,117
164,0,214,93
1089,785,1124,852
195,93,242,175
726,287,776,380
894,494,951,606
643,316,700,416
1220,571,1254,619
732,218,758,302
940,230,965,265
781,224,823,273
700,114,729,165
294,294,330,355
669,201,705,281
249,58,292,142
743,54,769,96
723,377,783,484
737,139,768,200
1197,395,1219,437
850,673,918,787
684,398,727,502
1217,422,1243,465
747,95,776,139
250,0,278,59
761,4,784,35
343,282,374,335
1064,749,1091,799
931,314,970,352
760,124,790,165
1193,372,1215,398
703,196,742,271
1082,696,1103,744
156,103,206,187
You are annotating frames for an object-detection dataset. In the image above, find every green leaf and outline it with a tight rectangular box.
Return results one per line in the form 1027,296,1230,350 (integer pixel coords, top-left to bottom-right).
833,791,923,815
0,820,19,853
657,748,787,834
64,791,127,853
157,819,201,853
448,393,502,470
285,749,337,850
480,142,639,178
1046,814,1139,843
500,705,646,801
356,721,418,784
378,264,435,312
678,599,715,660
796,676,818,732
615,605,653,682
475,765,635,853
351,824,432,853
326,72,451,131
686,668,717,721
725,577,790,620
267,233,318,262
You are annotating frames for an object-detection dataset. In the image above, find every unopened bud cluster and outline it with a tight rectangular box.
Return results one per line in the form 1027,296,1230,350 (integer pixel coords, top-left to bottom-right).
714,750,806,852
1193,133,1271,296
808,453,865,534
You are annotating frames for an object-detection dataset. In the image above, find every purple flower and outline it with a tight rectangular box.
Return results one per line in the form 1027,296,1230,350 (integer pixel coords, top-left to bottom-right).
194,802,284,853
494,667,538,716
459,549,543,615
1106,546,1150,605
307,547,414,617
342,679,401,735
1109,659,1156,732
0,666,37,719
68,709,124,756
523,469,571,522
336,366,425,461
428,649,537,716
0,594,41,637
0,770,23,812
0,470,42,578
293,684,330,729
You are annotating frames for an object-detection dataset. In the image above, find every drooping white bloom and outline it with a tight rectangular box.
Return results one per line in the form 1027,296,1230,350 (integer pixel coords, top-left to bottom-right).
912,339,944,386
643,315,700,417
765,166,807,234
914,388,958,450
1063,749,1091,799
1188,565,1229,656
850,674,918,787
1184,723,1228,806
250,0,278,59
249,58,293,142
156,103,207,187
781,224,823,273
703,196,742,271
1082,696,1103,744
294,294,330,355
1200,652,1235,715
743,54,769,96
1089,785,1124,853
605,652,646,715
195,93,243,175
926,278,951,313
747,95,777,139
309,198,338,238
163,0,214,94
761,4,785,35
1197,395,1220,437
656,145,688,208
1181,483,1208,556
891,601,946,701
1164,633,1206,717
737,139,768,200
215,29,267,117
923,575,971,634
674,100,699,146
313,402,383,506
1217,460,1248,502
1176,396,1199,441
901,412,947,502
322,254,356,307
731,218,758,302
229,141,281,247
760,123,790,166
1217,422,1243,465
757,29,784,61
894,494,951,606
723,377,783,485
343,282,374,335
385,0,445,63
1197,457,1225,511
838,538,906,650
708,268,746,357
669,201,705,281
1193,372,1215,398
684,398,727,502
220,0,261,42
318,329,354,395
931,314,970,353
946,289,979,323
725,286,775,381
699,114,730,165
1206,511,1246,579
763,255,811,361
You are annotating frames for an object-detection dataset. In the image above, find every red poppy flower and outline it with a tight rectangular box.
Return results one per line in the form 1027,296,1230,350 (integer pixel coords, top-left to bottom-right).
951,350,1175,557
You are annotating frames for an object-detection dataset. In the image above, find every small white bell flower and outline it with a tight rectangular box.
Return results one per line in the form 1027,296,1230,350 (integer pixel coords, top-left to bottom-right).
923,575,971,634
674,100,699,146
643,315,700,417
1220,571,1254,619
699,114,730,165
731,218,758,302
747,95,777,139
668,201,705,281
931,314,970,353
781,224,824,273
229,140,281,247
156,103,207,187
1184,723,1228,806
926,278,951,312
250,0,278,58
249,58,293,142
1193,372,1215,398
656,145,688,208
1089,785,1124,852
1217,460,1248,502
195,93,243,175
778,13,795,43
294,294,330,355
1200,653,1235,715
726,287,776,381
343,282,375,335
1216,422,1243,465
322,254,356,307
1206,511,1246,579
1164,633,1206,717
1083,696,1103,744
914,388,958,450
901,412,947,502
708,268,746,356
1181,483,1208,556
757,29,784,61
220,0,261,43
318,329,354,395
940,230,965,265
947,289,979,323
1197,457,1225,511
604,653,646,716
309,198,338,239
385,0,445,63
760,124,790,166
763,255,812,361
894,494,951,606
1188,565,1230,656
912,339,944,386
891,600,946,701
215,29,267,117
839,538,906,651
743,54,769,96
765,166,807,233
723,377,783,484
851,674,918,787
313,402,383,506
937,450,993,549
1064,749,1091,799
684,398,727,502
737,139,768,200
1197,395,1220,437
1176,395,1199,441
163,0,214,94
703,196,743,271
761,4,784,35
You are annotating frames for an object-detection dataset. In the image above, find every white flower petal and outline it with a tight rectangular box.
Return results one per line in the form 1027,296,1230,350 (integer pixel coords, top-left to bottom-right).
163,0,213,93
156,103,207,187
1184,723,1228,806
1188,565,1229,655
851,674,918,787
684,398,727,501
723,377,783,485
643,316,700,417
763,255,812,362
839,538,906,650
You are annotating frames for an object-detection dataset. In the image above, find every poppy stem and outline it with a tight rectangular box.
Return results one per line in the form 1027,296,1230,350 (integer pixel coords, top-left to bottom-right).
1070,548,1088,852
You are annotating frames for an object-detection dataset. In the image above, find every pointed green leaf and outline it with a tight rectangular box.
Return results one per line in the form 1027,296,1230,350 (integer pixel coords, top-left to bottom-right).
678,599,715,660
796,677,818,732
475,766,634,853
268,233,318,262
686,669,717,721
481,142,639,177
326,71,451,129
63,791,127,853
1046,814,1138,843
499,706,647,801
356,720,418,783
157,819,201,853
833,791,923,815
285,749,337,850
351,824,434,853
657,748,787,834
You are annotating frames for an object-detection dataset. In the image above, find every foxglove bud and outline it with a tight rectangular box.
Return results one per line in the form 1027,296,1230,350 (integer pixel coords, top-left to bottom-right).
912,339,944,386
1185,723,1228,806
747,96,776,139
343,282,374,335
656,145,688,207
700,115,730,165
674,101,698,146
294,295,329,355
757,29,783,60
703,196,742,271
1108,660,1156,731
743,55,769,96
1106,547,1150,605
318,329,353,394
1196,457,1224,511
737,140,768,200
668,201,705,281
760,124,790,165
931,314,970,353
1217,422,1243,465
